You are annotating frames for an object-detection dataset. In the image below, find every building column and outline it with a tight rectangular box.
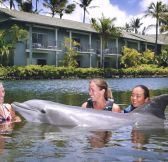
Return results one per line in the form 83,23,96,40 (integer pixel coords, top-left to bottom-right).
55,53,58,66
116,38,119,69
29,25,32,65
55,28,58,47
55,28,58,66
145,42,147,51
89,33,92,68
124,39,127,47
138,41,140,51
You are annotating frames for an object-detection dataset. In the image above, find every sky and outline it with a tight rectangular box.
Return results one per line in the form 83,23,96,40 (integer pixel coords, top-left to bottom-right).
1,0,168,34
62,0,168,34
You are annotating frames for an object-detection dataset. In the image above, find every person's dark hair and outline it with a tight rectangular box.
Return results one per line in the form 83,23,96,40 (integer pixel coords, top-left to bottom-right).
134,85,150,99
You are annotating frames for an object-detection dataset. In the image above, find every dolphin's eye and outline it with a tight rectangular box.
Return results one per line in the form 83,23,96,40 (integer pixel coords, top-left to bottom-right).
41,109,46,114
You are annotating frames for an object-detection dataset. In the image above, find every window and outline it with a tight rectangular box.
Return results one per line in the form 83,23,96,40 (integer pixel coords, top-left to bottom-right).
37,59,46,65
32,33,47,47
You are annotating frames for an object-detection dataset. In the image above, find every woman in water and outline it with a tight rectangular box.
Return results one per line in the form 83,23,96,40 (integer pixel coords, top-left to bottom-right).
124,85,150,113
0,82,21,123
82,78,121,112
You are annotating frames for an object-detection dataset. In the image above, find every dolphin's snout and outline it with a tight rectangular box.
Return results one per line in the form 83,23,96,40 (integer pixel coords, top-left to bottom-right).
11,102,20,108
11,102,37,112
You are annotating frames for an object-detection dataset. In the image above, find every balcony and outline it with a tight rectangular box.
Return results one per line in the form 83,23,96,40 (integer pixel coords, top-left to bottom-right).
71,44,95,54
26,40,63,52
96,47,119,56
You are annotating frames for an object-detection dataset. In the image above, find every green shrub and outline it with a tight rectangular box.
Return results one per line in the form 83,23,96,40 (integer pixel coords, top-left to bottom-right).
120,47,142,68
0,65,167,80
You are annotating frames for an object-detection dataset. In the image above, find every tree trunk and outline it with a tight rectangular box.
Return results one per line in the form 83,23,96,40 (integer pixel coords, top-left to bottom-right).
155,16,159,55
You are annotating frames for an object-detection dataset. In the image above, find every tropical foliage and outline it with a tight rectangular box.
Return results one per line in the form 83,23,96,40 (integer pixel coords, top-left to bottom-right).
43,0,76,18
61,37,79,67
144,1,168,54
1,0,16,9
0,24,27,66
91,14,121,68
130,18,143,34
120,47,142,68
141,49,155,64
120,46,168,68
159,12,168,32
157,46,168,66
0,30,12,64
0,65,167,80
74,0,97,23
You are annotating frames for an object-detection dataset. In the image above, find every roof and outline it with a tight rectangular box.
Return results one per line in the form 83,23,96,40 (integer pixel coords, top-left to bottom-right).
121,31,164,44
0,7,96,33
149,34,168,45
0,8,165,45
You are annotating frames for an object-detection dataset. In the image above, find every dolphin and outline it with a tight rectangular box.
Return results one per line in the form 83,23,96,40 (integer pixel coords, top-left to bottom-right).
11,94,168,129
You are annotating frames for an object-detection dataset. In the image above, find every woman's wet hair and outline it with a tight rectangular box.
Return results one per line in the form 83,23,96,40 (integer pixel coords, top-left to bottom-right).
134,85,150,99
90,78,113,100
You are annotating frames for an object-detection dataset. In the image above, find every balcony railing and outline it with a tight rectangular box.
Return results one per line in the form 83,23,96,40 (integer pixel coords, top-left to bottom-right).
73,44,95,53
95,47,118,55
26,40,62,51
26,40,120,55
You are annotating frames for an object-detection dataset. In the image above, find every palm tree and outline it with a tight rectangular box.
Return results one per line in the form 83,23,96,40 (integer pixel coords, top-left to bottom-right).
91,14,121,68
159,12,168,32
2,0,16,9
144,1,167,55
124,23,132,32
75,0,97,23
130,18,143,34
55,0,76,19
18,0,33,12
34,0,39,12
43,0,76,18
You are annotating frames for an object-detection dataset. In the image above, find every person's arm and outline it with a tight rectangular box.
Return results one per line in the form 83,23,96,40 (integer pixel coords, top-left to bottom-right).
112,103,121,112
81,102,87,108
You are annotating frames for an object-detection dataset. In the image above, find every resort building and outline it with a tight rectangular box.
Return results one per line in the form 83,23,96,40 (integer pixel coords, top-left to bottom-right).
0,8,166,68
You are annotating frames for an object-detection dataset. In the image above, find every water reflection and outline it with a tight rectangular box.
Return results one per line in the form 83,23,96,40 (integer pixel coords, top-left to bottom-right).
131,129,150,149
88,131,112,148
130,127,167,162
0,121,167,162
0,122,15,155
0,122,14,134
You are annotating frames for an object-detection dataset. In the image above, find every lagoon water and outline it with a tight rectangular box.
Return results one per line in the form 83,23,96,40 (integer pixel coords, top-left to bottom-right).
1,77,168,162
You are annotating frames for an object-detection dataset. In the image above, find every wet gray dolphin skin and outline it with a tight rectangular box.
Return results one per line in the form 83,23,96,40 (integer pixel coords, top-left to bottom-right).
11,94,168,129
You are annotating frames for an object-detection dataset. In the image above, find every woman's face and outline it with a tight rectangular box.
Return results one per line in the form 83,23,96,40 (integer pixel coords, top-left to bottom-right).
0,85,5,105
131,87,149,108
89,81,105,102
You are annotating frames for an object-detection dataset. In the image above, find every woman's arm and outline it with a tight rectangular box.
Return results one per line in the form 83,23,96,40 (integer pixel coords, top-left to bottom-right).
81,102,87,108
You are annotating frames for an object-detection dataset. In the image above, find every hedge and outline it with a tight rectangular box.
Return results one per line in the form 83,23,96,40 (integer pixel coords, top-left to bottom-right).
0,65,167,80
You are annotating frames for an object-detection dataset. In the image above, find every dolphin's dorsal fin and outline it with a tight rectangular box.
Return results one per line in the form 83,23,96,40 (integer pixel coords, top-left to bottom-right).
133,94,168,119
